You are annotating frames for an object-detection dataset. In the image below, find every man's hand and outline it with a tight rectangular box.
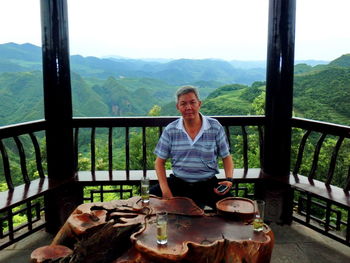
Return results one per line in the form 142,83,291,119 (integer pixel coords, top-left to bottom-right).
155,157,174,199
162,189,174,199
214,180,232,195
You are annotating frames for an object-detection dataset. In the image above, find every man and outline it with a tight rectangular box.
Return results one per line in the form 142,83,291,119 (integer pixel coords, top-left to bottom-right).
151,85,234,208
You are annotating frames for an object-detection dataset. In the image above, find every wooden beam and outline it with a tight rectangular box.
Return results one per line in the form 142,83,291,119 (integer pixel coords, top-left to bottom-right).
262,0,296,224
40,0,82,233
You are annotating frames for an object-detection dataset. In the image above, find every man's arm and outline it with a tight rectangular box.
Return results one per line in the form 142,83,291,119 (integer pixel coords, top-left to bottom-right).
155,157,173,199
214,155,234,195
222,154,234,180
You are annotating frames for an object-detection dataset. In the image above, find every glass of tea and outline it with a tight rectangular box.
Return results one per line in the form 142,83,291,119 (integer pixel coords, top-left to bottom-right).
140,176,150,204
156,211,168,245
253,200,265,232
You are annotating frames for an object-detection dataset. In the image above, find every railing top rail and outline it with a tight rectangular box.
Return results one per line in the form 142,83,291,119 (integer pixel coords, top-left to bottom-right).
0,120,47,139
291,117,350,138
72,115,266,128
0,117,349,137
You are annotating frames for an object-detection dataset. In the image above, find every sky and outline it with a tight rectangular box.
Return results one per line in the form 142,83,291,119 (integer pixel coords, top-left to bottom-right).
1,0,350,61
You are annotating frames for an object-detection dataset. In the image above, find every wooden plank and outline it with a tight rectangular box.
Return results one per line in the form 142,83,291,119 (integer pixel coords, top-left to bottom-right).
76,168,262,184
290,174,350,208
0,177,73,212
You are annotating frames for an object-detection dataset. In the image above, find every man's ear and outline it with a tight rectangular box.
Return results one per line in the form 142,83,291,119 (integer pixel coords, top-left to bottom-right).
176,103,180,111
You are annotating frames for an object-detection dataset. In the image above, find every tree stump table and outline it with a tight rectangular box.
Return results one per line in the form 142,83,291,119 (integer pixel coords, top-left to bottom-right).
31,196,274,263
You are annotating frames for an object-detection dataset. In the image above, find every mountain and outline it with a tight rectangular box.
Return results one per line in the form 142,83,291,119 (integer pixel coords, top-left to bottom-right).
328,54,350,67
0,43,42,72
0,71,44,125
1,42,350,127
0,42,41,62
293,66,350,124
200,56,350,126
0,43,265,86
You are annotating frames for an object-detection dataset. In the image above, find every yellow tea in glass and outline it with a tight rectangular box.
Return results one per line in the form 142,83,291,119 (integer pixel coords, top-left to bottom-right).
156,212,168,245
253,200,265,232
140,177,150,203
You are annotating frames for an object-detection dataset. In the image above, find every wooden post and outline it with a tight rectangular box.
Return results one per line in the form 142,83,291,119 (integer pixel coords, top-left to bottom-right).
262,0,296,224
40,0,82,233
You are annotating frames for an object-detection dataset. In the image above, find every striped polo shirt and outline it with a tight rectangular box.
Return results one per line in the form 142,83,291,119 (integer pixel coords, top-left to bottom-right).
154,114,231,182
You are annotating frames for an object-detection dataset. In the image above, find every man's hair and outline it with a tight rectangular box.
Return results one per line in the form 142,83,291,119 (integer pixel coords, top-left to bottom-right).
175,85,200,103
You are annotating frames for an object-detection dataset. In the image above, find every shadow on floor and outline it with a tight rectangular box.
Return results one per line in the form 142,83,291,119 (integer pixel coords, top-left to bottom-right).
270,222,350,263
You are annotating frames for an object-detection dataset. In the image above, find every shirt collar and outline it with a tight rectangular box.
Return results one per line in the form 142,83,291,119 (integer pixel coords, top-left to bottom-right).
176,113,211,131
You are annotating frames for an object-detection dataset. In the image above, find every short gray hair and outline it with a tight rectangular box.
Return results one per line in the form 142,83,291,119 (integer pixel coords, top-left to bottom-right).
175,85,200,103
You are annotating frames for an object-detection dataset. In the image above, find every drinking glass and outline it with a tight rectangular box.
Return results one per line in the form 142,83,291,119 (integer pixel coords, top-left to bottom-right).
253,200,265,232
156,212,168,245
140,177,150,204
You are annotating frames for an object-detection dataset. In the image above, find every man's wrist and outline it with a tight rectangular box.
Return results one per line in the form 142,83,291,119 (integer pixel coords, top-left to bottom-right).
225,177,234,183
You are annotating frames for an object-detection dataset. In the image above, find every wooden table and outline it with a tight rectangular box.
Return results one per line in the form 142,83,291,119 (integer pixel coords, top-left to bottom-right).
31,196,274,263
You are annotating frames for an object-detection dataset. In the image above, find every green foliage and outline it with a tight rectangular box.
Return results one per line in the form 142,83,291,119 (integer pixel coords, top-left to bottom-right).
0,71,44,125
328,54,350,67
293,67,350,124
201,84,253,116
251,91,266,115
294,63,313,74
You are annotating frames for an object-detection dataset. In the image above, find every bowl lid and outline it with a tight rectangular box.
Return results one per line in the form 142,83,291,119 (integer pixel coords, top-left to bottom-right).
216,197,255,215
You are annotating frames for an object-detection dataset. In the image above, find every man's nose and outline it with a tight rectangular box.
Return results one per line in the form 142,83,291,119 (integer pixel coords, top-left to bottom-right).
185,103,192,109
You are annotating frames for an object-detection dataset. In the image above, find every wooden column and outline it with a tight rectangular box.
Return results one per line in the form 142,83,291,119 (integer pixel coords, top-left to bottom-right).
261,0,296,224
40,0,82,233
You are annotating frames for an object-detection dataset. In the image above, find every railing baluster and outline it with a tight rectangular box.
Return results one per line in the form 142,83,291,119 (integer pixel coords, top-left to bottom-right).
8,209,14,242
306,193,312,224
258,125,264,169
241,126,248,172
108,127,113,177
344,166,350,192
325,201,331,233
293,129,312,176
26,200,33,231
73,127,79,172
91,127,96,177
0,139,13,190
224,126,231,151
29,133,45,179
142,127,147,178
326,136,344,186
309,133,327,180
100,185,104,202
125,127,130,180
347,209,350,243
14,136,29,184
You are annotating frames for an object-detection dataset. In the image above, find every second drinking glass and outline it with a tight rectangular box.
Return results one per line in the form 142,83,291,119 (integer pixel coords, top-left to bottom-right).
140,176,150,204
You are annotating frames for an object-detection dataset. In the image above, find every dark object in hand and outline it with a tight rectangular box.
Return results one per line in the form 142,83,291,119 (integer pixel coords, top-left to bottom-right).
216,184,229,193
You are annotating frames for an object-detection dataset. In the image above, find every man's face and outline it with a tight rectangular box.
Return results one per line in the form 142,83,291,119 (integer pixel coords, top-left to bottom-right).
176,92,202,121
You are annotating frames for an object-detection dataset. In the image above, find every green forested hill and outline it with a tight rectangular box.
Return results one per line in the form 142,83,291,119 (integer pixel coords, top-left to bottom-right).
328,54,350,67
0,71,44,124
1,42,350,127
201,84,256,115
199,57,350,125
0,72,178,125
293,67,350,124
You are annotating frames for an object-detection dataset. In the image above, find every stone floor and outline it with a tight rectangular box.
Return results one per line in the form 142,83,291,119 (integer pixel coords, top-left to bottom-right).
1,222,350,263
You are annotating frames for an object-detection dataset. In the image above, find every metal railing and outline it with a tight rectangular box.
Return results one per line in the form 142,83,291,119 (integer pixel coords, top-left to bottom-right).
290,117,350,246
0,120,47,250
1,116,350,249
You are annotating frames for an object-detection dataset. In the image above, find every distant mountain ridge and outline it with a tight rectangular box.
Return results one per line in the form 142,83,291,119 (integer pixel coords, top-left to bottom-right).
0,42,331,86
0,42,265,86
